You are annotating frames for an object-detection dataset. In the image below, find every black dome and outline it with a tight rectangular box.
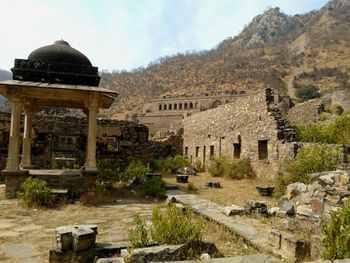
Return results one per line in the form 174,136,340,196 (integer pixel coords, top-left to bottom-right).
28,40,92,66
11,40,100,86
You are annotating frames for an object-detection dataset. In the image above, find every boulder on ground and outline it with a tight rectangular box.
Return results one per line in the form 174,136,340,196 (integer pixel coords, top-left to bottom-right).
223,205,245,216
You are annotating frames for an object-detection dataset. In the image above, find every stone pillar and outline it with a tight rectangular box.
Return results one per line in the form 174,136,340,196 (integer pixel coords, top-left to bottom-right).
21,109,33,169
5,97,22,171
85,95,99,170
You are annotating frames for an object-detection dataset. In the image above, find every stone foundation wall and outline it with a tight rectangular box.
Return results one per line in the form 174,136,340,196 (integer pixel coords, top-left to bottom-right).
0,113,182,172
182,89,295,173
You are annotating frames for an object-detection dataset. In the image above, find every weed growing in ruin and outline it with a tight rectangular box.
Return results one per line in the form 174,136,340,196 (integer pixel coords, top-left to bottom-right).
122,159,148,182
207,156,256,180
128,204,204,249
151,204,204,245
18,177,57,208
275,143,340,197
194,159,204,172
136,177,166,199
321,198,350,260
162,154,190,171
128,214,151,249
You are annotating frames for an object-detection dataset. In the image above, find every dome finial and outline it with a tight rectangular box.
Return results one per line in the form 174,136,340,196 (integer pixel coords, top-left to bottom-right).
54,39,70,46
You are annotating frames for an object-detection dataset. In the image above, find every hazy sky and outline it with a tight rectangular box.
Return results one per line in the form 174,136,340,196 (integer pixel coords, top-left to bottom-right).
0,0,328,72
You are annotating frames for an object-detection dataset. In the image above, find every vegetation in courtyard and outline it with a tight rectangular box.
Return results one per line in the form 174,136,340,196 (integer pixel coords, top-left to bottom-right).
275,143,340,197
18,177,57,208
321,198,350,260
194,159,204,172
162,154,190,171
207,156,256,180
295,112,350,144
136,177,166,199
123,159,148,181
128,203,204,250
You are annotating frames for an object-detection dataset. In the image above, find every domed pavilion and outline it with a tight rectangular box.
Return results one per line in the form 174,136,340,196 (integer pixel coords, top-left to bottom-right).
0,40,118,196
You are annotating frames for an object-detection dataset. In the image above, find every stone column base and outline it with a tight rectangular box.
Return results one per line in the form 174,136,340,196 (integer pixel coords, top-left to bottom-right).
80,167,98,193
2,170,29,198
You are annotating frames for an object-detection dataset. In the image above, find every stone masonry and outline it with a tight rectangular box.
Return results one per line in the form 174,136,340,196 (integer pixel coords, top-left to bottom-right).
182,89,295,174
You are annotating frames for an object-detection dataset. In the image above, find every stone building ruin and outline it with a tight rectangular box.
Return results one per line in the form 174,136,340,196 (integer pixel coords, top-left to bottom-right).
182,88,296,174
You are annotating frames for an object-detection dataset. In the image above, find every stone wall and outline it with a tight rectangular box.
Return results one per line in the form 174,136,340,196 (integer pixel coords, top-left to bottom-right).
182,89,295,174
331,88,350,112
287,98,323,126
0,113,182,172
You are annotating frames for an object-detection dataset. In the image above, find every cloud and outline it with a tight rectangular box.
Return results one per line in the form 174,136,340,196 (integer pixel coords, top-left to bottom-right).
0,0,328,72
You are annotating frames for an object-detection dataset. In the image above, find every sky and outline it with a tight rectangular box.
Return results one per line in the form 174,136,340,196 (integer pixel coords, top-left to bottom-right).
0,0,328,72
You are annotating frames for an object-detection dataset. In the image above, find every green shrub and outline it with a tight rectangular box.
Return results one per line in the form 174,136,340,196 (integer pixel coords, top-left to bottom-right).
321,198,350,260
223,157,256,180
163,155,190,170
18,177,57,207
137,177,166,199
207,156,225,177
122,159,147,182
208,156,256,180
128,214,151,249
194,159,203,172
331,105,344,115
275,144,340,197
97,158,119,184
295,84,320,101
150,204,204,245
148,159,164,172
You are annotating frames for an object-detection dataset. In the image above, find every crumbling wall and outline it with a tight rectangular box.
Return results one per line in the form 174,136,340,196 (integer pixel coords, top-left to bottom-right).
0,113,181,171
182,89,295,173
287,98,322,126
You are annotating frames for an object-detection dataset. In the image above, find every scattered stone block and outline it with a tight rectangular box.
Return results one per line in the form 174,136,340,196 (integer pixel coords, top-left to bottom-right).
309,198,324,214
245,200,267,214
164,196,176,206
72,227,96,252
223,205,245,216
296,205,313,218
276,210,287,218
96,257,125,263
340,173,350,186
281,200,294,216
145,173,162,180
268,207,280,216
123,241,222,263
256,185,275,196
334,259,350,263
287,183,307,200
176,175,189,183
319,175,334,186
325,194,340,204
205,181,221,188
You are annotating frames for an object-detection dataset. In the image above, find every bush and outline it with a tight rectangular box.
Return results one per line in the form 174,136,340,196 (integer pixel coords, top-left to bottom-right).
207,156,256,180
194,160,203,172
128,214,151,249
295,84,320,101
207,156,225,177
97,158,120,184
136,177,166,199
163,155,190,170
150,204,204,245
321,198,350,260
148,159,164,172
122,159,147,182
18,177,57,208
275,144,340,197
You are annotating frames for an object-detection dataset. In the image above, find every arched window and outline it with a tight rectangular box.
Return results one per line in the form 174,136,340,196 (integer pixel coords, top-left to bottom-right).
169,104,172,110
189,102,193,109
179,103,183,109
184,103,188,109
159,104,162,111
164,104,167,110
174,103,177,110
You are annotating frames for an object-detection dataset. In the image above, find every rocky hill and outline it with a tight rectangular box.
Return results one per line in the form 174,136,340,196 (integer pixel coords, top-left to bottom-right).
99,0,350,118
0,69,11,81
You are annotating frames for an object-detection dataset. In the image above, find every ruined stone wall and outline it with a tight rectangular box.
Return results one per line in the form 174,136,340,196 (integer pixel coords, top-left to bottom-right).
287,98,322,126
182,89,294,174
0,113,181,171
331,88,350,112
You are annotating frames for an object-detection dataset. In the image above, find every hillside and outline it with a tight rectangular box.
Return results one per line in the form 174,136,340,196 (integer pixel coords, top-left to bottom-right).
0,69,11,107
99,0,350,118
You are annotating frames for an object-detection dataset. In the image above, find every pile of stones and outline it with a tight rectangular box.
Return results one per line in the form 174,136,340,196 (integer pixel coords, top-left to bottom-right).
278,170,350,220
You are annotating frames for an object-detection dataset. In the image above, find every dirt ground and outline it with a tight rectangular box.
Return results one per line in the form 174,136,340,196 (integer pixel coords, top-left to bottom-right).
0,183,258,263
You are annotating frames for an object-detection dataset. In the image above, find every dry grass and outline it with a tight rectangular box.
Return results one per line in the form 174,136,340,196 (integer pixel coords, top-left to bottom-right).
163,171,278,207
